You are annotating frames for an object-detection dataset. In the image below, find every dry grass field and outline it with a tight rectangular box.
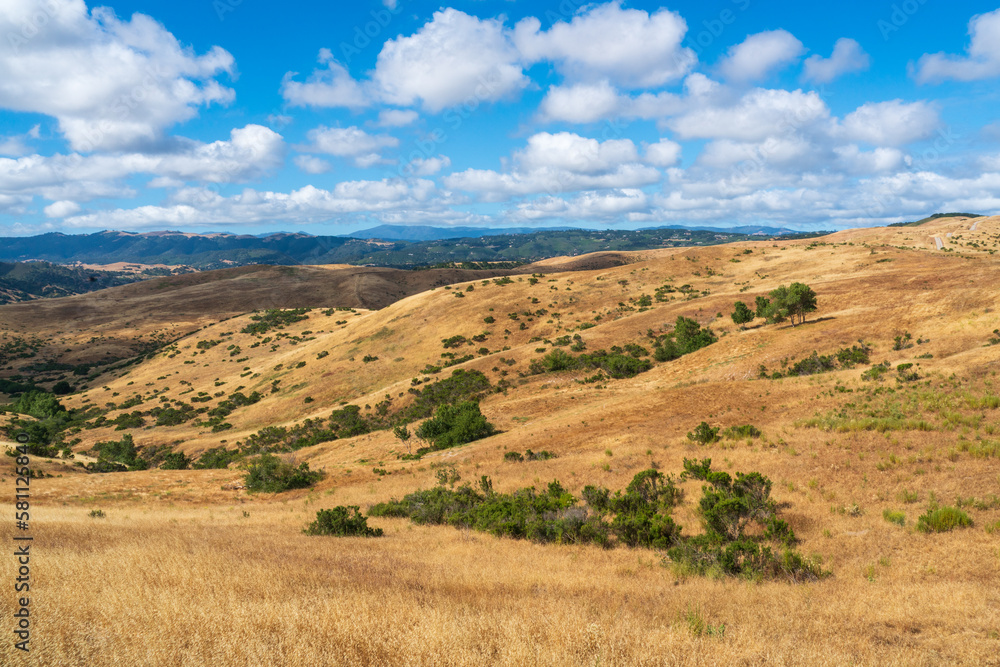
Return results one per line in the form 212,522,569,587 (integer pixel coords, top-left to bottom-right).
1,216,999,665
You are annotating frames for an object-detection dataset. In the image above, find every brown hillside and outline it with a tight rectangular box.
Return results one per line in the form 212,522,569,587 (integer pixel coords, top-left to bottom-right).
1,218,999,665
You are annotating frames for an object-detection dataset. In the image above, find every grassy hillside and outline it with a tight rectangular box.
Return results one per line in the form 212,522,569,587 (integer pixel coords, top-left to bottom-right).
1,214,999,665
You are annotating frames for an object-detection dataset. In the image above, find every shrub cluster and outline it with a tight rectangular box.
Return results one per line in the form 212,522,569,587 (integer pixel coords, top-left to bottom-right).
665,459,824,581
652,316,717,362
408,401,497,458
529,347,653,379
761,343,871,379
304,506,383,537
241,308,310,335
504,449,557,462
371,468,682,549
242,453,324,493
369,458,822,582
916,506,972,533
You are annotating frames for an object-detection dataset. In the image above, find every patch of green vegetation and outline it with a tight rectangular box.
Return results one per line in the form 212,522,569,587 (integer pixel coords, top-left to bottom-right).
916,506,972,533
241,309,311,335
193,446,243,469
304,506,383,537
242,453,324,493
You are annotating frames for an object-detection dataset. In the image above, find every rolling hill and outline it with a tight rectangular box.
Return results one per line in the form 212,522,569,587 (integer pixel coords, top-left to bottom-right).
0,214,998,665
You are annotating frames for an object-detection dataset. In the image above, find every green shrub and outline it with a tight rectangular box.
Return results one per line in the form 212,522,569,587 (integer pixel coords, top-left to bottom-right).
504,451,524,462
193,446,242,469
687,422,720,445
243,454,324,493
160,451,191,470
722,424,761,439
241,308,310,335
414,401,497,453
304,506,383,537
664,458,822,581
882,509,905,526
90,433,147,471
916,506,972,533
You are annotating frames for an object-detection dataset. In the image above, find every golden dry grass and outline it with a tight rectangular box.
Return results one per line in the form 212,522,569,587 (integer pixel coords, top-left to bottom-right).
1,217,1000,665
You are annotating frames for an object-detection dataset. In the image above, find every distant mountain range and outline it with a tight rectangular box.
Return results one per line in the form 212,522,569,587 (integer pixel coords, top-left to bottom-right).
342,223,800,241
0,224,823,272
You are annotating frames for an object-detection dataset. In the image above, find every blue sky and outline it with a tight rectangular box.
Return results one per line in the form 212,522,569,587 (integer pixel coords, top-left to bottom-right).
2,0,1000,236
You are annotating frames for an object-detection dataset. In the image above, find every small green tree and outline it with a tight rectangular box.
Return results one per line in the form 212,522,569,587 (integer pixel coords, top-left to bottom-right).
785,282,818,325
754,296,771,320
731,301,754,329
393,424,412,455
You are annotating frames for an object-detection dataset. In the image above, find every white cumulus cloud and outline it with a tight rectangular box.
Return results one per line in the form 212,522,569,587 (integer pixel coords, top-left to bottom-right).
838,100,939,146
718,30,805,82
374,9,528,112
513,2,695,88
300,126,398,167
915,9,1000,83
802,38,870,83
0,0,235,151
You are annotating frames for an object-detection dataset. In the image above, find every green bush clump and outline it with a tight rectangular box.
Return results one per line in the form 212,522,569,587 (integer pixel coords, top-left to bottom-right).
89,433,148,472
687,422,720,445
442,335,468,349
653,316,717,362
665,458,822,581
916,506,972,533
763,343,872,379
304,506,383,537
504,449,556,462
112,411,145,430
413,401,497,454
241,308,310,335
399,369,492,422
193,446,242,469
160,451,192,470
528,348,652,379
861,361,892,382
371,468,682,549
242,454,324,493
721,424,761,439
882,509,905,526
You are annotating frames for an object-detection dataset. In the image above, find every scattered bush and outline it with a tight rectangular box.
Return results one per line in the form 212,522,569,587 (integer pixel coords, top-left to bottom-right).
882,509,905,526
413,401,497,454
916,506,972,533
303,506,383,537
160,451,192,470
722,424,761,439
242,454,324,493
241,308,310,335
665,458,821,581
687,422,720,445
193,446,242,469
